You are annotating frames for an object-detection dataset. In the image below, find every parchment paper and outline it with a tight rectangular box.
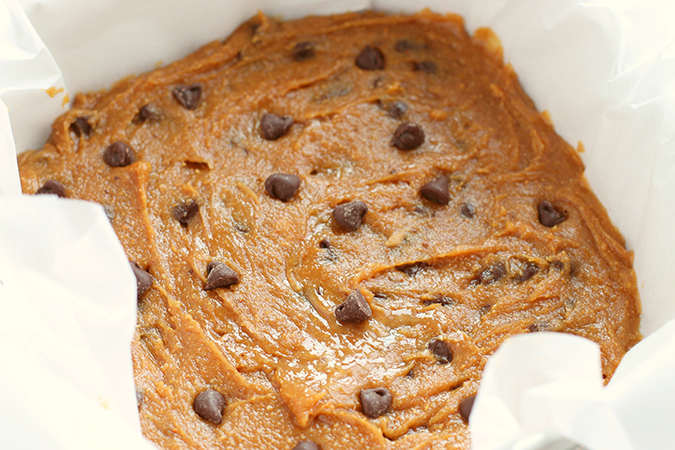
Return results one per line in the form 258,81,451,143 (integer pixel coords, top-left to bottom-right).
1,0,674,449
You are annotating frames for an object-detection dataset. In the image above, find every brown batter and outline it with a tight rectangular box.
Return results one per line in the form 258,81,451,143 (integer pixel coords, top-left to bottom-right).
18,10,641,450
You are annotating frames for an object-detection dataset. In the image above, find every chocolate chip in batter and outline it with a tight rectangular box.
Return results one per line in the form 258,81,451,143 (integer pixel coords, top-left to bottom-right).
360,387,392,418
516,262,539,282
372,76,386,89
204,261,239,290
413,61,437,73
193,388,226,424
527,323,541,332
136,390,144,408
292,42,315,61
355,45,384,70
172,200,199,227
134,103,161,123
386,100,408,119
103,141,135,167
476,262,506,285
292,441,321,450
335,290,372,323
564,297,576,314
420,175,449,205
233,222,249,234
551,259,565,271
265,173,301,202
394,39,425,52
422,296,454,306
392,122,425,150
428,339,453,364
538,201,566,227
460,202,475,218
479,304,493,316
260,113,293,140
333,200,368,231
36,180,66,198
319,239,331,249
69,117,92,138
173,84,202,110
459,395,476,422
130,261,153,299
395,261,428,276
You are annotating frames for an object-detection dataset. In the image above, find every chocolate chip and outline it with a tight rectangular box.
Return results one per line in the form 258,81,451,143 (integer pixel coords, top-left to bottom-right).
264,173,300,202
103,141,135,167
292,442,321,450
372,76,386,88
130,262,153,299
193,388,226,424
564,297,576,313
360,387,392,418
292,42,315,61
428,339,453,364
413,61,437,73
69,117,92,138
392,122,425,150
386,100,408,119
516,262,539,282
538,201,565,227
335,290,372,323
420,175,449,205
394,39,424,52
233,222,249,233
479,304,493,316
395,261,428,276
422,296,454,306
260,113,293,140
319,239,331,249
136,390,144,408
527,323,541,332
204,261,239,290
36,180,66,198
173,84,202,110
333,201,368,231
460,202,475,218
172,200,199,226
476,262,506,285
355,45,384,70
459,395,475,423
134,103,161,123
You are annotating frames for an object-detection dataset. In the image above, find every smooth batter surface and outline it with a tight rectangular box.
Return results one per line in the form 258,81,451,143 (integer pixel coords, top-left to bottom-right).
18,10,641,450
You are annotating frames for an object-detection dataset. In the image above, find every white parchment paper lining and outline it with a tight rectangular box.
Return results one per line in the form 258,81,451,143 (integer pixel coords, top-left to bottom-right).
1,0,674,449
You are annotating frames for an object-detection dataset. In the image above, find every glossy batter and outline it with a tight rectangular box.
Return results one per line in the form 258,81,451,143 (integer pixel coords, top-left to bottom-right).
18,10,641,449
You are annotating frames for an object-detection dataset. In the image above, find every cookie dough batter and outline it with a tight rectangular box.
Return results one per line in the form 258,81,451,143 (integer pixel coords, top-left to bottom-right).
18,10,641,449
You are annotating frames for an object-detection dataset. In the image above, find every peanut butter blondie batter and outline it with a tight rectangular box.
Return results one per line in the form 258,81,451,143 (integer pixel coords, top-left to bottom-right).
18,10,641,450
